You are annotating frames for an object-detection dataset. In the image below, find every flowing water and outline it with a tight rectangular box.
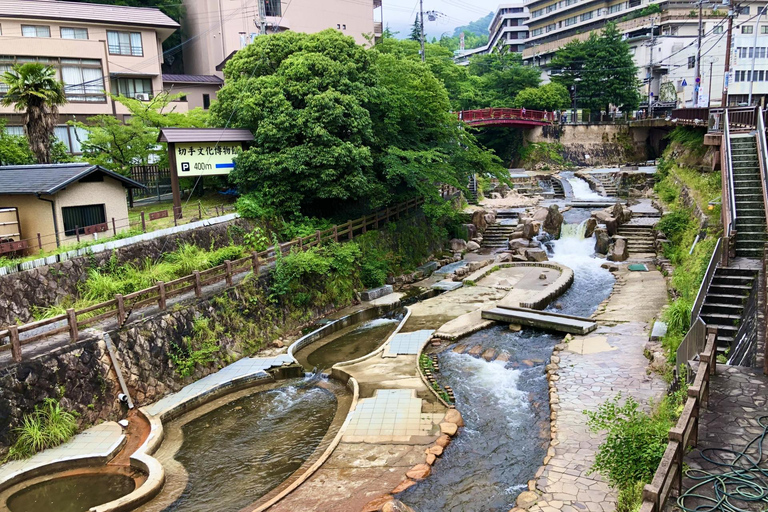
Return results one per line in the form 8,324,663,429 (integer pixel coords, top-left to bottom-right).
293,315,402,370
6,473,136,512
560,171,605,201
148,379,343,512
400,215,614,512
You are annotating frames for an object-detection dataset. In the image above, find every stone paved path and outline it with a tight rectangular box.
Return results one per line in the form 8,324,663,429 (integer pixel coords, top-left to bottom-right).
529,265,668,512
671,366,768,512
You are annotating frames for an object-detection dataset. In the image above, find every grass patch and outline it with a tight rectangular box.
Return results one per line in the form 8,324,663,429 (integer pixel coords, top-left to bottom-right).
5,399,77,461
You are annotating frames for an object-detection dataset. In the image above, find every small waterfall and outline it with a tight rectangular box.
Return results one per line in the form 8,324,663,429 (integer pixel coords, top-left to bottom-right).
561,171,604,201
559,219,588,239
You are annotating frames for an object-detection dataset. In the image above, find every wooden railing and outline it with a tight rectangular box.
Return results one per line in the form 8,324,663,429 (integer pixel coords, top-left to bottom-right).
640,328,718,512
0,198,424,362
670,108,710,126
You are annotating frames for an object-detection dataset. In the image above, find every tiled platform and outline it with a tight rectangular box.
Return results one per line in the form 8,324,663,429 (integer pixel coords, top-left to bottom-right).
342,389,442,442
143,354,295,417
0,422,123,485
386,330,434,356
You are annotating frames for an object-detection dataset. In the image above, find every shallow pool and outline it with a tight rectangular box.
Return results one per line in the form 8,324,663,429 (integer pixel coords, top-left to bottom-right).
7,472,136,512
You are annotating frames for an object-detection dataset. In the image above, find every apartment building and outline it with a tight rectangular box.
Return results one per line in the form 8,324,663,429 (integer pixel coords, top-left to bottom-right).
455,3,530,65
0,0,181,153
523,0,768,108
181,0,384,77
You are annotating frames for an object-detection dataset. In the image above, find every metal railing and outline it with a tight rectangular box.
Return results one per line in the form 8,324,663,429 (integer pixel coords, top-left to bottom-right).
670,107,710,126
676,317,707,367
640,328,718,512
457,108,555,124
689,237,723,326
722,109,737,265
0,198,424,362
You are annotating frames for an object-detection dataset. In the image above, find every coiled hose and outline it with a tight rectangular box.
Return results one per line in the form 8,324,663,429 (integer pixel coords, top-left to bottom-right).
676,415,768,511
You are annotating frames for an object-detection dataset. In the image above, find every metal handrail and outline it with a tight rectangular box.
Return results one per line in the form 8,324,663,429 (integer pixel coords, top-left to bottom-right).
690,237,723,325
756,107,768,220
724,110,737,238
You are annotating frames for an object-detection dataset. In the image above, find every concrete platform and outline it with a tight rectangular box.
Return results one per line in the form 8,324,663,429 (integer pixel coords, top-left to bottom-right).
481,306,598,334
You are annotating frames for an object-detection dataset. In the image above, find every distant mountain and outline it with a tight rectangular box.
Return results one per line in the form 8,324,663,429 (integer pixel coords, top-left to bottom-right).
452,12,494,38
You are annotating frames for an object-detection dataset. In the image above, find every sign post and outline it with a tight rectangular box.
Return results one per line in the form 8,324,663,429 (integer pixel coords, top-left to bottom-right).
158,128,254,219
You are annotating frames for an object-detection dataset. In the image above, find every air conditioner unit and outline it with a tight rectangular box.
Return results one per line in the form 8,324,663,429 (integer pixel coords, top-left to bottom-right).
135,93,150,101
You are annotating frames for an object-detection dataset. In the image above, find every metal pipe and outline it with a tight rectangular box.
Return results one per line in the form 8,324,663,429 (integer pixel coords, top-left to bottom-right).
103,333,134,410
35,193,59,248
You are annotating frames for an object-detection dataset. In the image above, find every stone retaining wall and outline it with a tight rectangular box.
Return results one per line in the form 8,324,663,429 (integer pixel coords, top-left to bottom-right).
0,218,254,327
0,273,331,454
526,124,648,166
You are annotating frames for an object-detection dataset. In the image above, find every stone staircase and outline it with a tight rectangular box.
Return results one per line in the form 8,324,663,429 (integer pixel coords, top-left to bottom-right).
467,175,479,205
482,223,519,249
549,178,565,198
700,267,758,352
616,224,655,254
593,173,619,197
731,135,767,258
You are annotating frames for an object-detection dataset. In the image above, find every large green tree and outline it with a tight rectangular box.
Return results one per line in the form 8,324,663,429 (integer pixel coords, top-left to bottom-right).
551,23,640,112
1,63,67,164
512,83,571,111
468,46,541,107
409,16,422,42
211,30,504,218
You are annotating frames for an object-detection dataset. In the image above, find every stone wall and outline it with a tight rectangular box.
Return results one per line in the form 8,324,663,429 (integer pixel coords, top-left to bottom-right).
526,124,648,166
0,273,337,454
0,218,254,327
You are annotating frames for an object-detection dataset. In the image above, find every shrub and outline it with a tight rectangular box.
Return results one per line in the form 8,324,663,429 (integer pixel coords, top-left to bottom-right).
617,480,645,512
6,399,77,460
165,243,214,276
169,316,222,377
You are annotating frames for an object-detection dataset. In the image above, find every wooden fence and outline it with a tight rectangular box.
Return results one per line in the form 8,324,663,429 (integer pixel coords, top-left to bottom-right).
0,198,423,362
640,327,718,512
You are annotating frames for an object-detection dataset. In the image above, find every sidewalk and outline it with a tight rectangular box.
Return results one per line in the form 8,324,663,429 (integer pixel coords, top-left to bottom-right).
527,263,668,512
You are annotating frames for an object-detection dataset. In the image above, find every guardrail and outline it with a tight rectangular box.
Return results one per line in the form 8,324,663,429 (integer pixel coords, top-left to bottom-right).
670,107,710,126
0,198,424,362
640,327,718,512
689,237,723,327
722,110,736,265
458,108,555,124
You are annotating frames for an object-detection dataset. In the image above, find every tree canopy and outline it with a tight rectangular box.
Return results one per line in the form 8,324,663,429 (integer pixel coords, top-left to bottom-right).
512,83,571,111
211,30,505,219
550,23,641,112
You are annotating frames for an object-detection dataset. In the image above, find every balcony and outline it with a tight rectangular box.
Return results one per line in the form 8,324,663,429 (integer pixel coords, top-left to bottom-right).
374,21,383,36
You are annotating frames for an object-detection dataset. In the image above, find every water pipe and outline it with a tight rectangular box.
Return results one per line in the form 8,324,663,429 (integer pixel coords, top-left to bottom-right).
103,333,134,409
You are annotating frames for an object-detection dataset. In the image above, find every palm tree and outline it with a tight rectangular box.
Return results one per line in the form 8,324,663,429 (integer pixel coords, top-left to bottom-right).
1,63,67,164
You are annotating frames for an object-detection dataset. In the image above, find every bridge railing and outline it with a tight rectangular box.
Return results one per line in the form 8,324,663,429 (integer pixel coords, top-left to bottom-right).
458,108,555,123
670,108,710,126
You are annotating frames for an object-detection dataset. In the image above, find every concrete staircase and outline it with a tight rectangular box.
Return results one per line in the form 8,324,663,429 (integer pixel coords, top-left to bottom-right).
700,267,758,351
593,173,619,196
616,224,655,254
731,135,767,258
482,223,519,249
549,178,565,198
467,175,479,205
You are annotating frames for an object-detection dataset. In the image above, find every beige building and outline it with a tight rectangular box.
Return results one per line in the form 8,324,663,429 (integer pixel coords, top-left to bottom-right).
0,0,182,153
0,163,144,251
181,0,383,77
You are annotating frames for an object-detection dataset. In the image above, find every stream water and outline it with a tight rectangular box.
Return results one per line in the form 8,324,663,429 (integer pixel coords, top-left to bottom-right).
400,215,615,512
144,378,344,512
560,171,605,201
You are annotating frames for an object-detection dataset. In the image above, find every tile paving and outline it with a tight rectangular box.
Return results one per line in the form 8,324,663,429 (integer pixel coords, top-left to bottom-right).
385,330,434,356
342,389,442,442
0,422,124,486
670,365,768,512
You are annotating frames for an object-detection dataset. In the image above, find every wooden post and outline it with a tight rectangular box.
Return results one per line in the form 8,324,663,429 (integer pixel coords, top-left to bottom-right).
9,325,21,363
334,225,338,242
193,271,202,297
37,233,42,250
67,308,78,342
375,212,379,229
116,294,125,326
168,142,183,220
252,251,260,275
361,217,367,234
141,211,146,232
225,260,233,286
215,205,220,217
173,208,178,227
707,326,718,375
347,221,353,241
157,281,167,310
316,230,321,245
75,225,80,243
112,217,117,236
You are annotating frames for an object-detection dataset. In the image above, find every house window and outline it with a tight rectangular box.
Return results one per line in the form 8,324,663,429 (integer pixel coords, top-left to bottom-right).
580,11,593,21
609,3,623,13
739,47,747,58
264,0,281,16
62,204,106,236
202,93,211,109
107,31,143,56
113,77,152,99
762,25,768,34
688,56,695,69
759,47,767,59
61,59,106,102
61,27,88,39
21,25,51,38
739,6,750,15
565,15,578,26
743,25,754,34
714,25,723,34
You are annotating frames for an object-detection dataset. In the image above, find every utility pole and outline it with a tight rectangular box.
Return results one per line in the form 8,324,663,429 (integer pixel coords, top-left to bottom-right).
694,0,703,106
258,0,267,35
648,17,656,118
708,60,714,107
419,0,426,62
749,6,766,105
721,1,736,109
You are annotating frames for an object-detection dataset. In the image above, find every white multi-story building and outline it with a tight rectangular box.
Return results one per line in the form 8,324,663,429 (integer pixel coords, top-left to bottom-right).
455,3,529,64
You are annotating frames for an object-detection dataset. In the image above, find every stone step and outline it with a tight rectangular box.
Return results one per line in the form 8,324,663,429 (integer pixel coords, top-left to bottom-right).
701,302,744,314
712,275,756,286
708,285,751,296
700,321,739,333
705,293,748,305
716,267,759,277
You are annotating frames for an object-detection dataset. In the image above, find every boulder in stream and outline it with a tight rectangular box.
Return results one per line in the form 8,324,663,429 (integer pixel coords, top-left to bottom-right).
608,236,629,262
525,248,549,262
583,217,598,238
466,241,481,252
594,227,610,255
542,204,564,238
450,238,467,252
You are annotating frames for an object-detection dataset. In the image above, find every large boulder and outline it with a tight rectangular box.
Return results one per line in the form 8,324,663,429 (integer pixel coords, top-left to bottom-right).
466,241,481,252
471,210,488,233
522,221,537,240
583,217,598,238
594,210,618,235
484,211,497,225
532,207,549,222
461,223,477,240
610,201,633,225
608,236,629,262
594,227,611,254
508,239,531,251
542,204,564,238
450,238,467,252
525,248,549,262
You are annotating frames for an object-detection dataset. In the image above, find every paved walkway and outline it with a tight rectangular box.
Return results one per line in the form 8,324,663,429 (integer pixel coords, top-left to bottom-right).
672,366,768,512
0,422,123,486
529,264,668,512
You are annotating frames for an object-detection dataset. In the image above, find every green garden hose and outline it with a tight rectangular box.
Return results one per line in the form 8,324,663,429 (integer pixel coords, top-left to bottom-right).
676,415,768,511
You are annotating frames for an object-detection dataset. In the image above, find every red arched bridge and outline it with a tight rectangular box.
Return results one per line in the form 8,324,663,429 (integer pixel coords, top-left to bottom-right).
457,108,555,127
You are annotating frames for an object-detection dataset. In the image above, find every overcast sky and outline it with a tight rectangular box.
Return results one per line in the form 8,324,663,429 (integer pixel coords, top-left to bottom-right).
383,0,500,39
